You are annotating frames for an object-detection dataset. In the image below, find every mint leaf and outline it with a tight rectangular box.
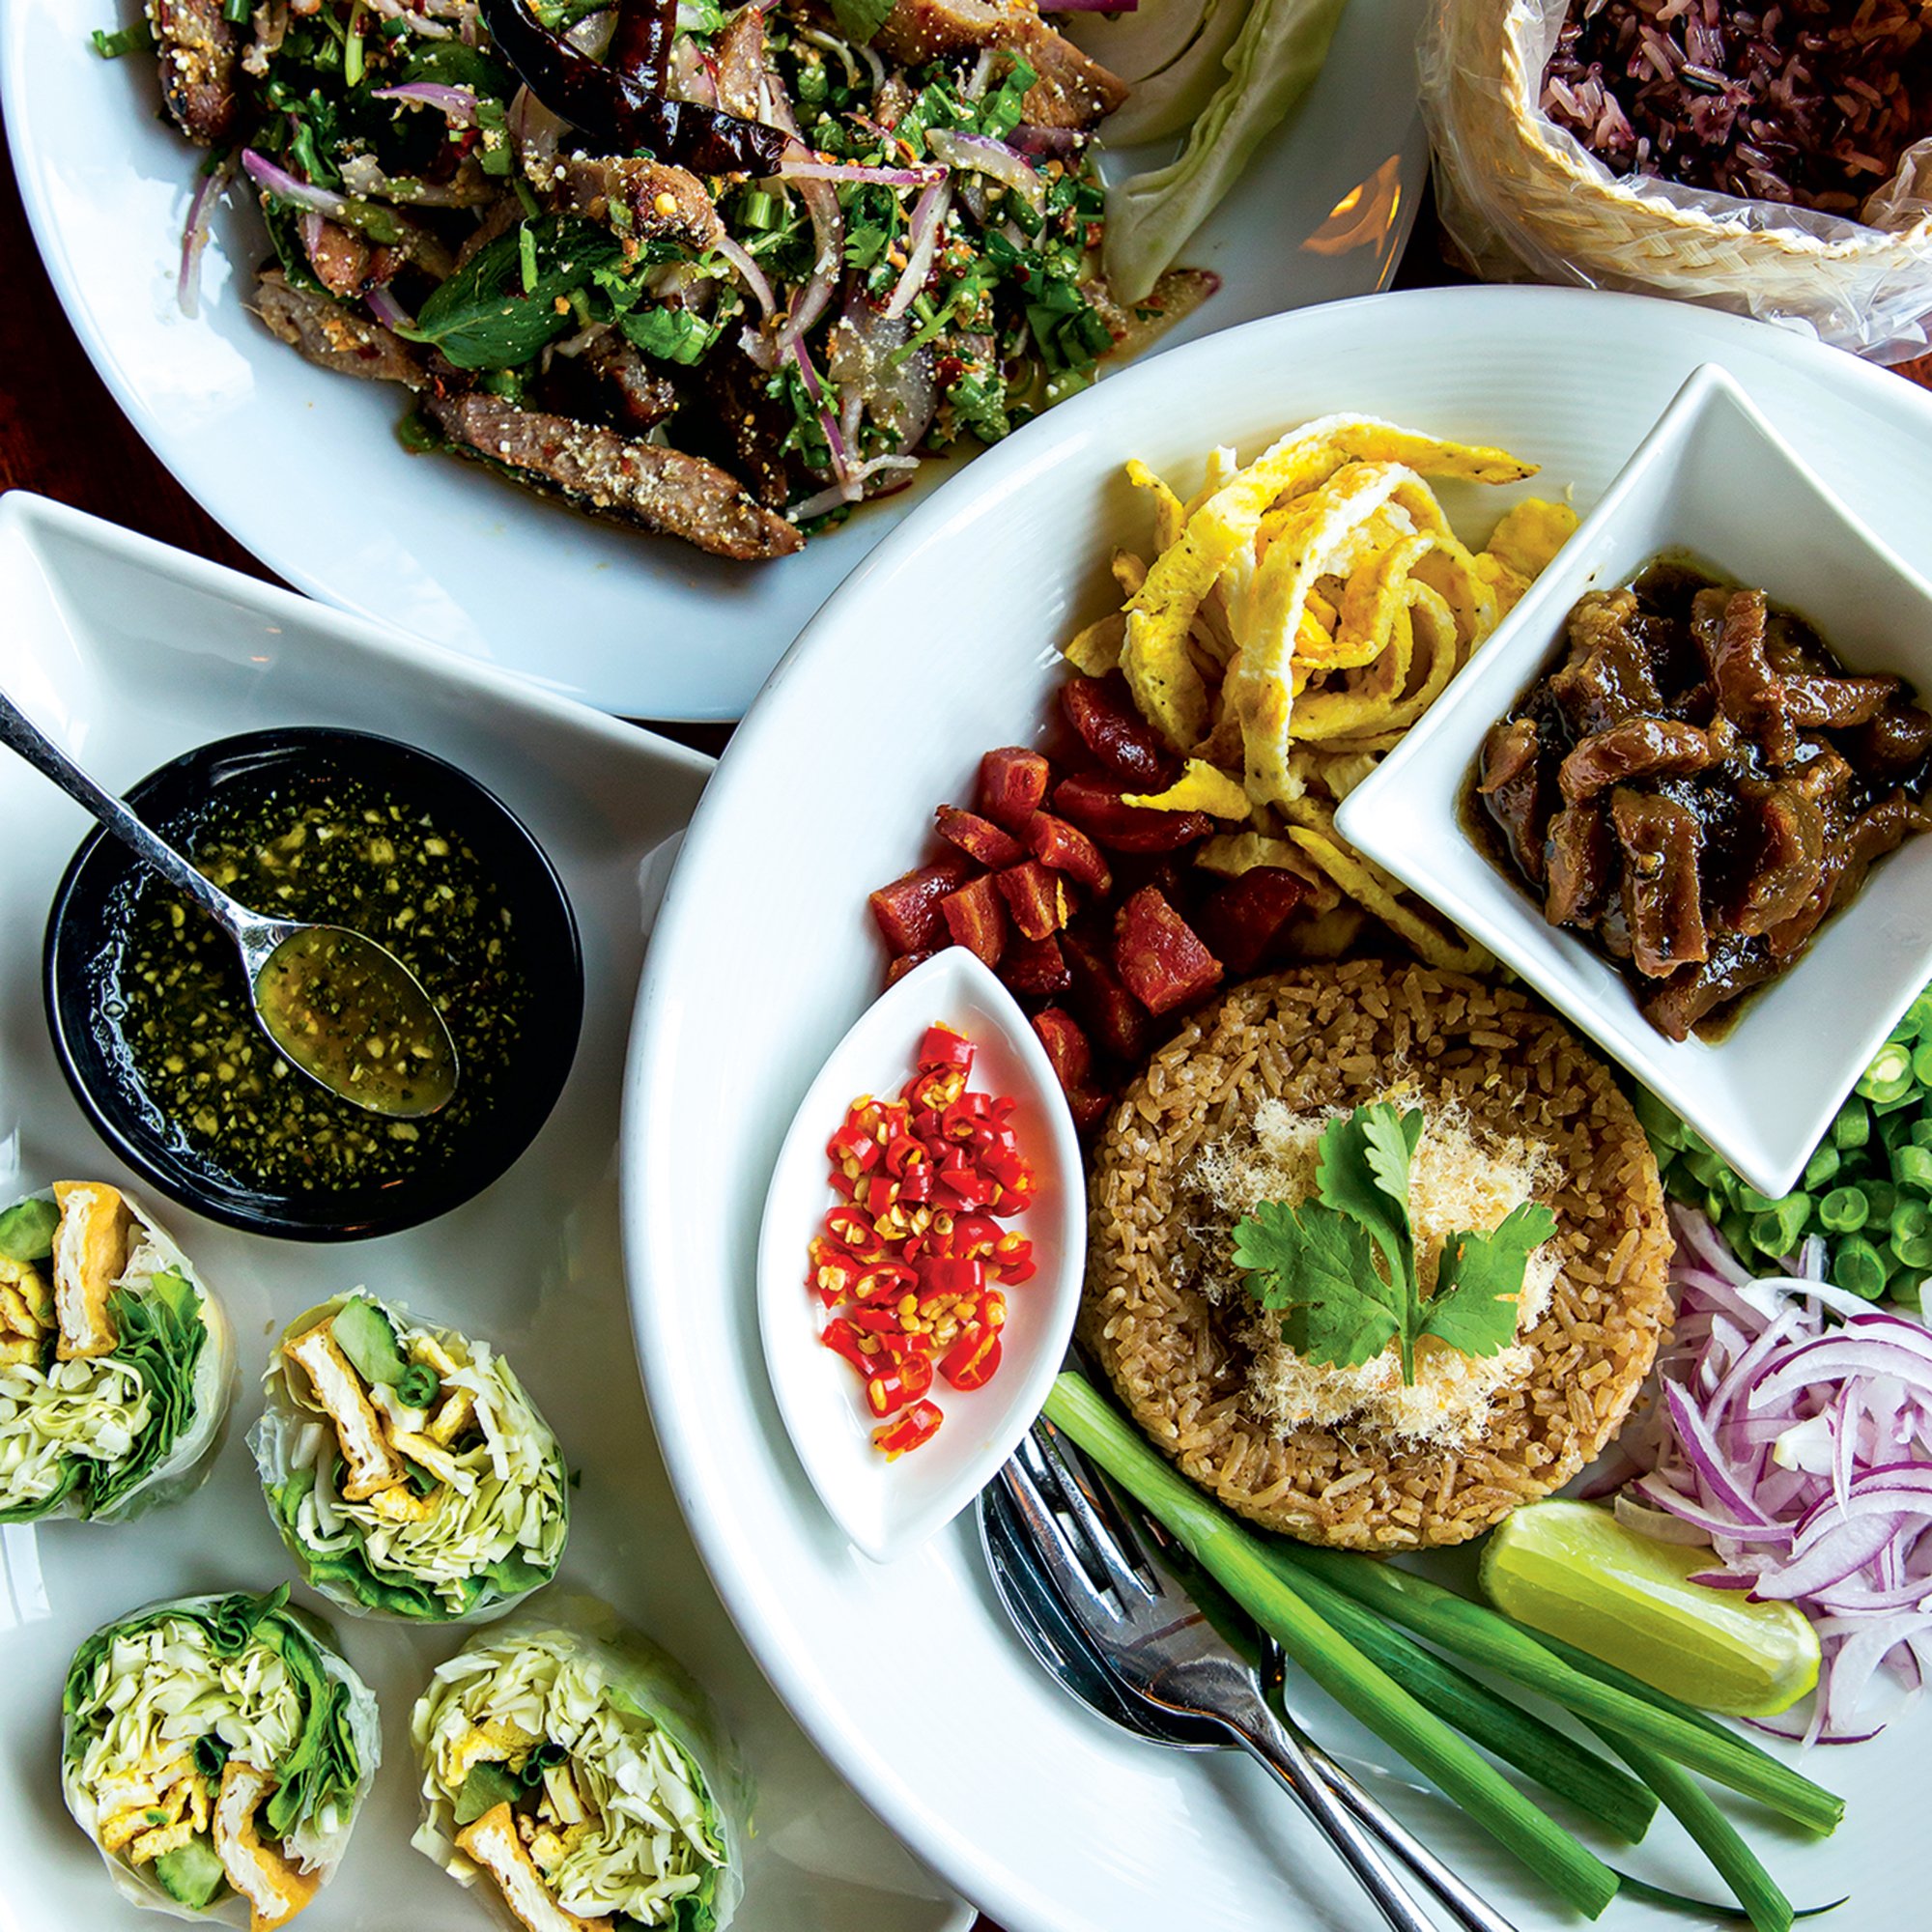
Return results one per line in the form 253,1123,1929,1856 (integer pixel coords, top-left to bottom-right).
1232,1199,1401,1370
1421,1203,1557,1358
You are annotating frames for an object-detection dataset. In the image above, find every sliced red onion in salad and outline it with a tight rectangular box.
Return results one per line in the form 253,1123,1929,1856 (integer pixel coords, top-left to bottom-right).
712,234,778,322
924,128,1045,216
241,148,357,224
370,80,481,123
362,283,416,332
1621,1205,1932,1742
177,159,231,320
775,175,844,356
885,182,952,321
779,158,945,188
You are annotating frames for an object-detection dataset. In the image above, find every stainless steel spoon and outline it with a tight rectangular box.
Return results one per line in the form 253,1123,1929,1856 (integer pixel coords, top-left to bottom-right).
1,690,458,1120
978,1480,1519,1932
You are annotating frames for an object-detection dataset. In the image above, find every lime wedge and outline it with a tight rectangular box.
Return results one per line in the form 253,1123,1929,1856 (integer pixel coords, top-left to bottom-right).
1479,1499,1820,1718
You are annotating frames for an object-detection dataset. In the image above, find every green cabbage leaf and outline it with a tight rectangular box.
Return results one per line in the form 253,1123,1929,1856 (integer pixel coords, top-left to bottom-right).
1102,0,1350,303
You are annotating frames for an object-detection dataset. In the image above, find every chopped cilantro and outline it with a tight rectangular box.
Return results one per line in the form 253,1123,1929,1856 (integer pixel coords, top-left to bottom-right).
1232,1103,1555,1384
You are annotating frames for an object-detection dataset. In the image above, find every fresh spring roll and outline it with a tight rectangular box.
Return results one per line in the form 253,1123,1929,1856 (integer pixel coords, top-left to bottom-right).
60,1586,380,1929
412,1602,750,1932
250,1293,568,1622
0,1181,233,1523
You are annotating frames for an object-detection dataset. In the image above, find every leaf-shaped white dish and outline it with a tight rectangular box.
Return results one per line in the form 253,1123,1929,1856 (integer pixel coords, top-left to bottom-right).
756,950,1086,1562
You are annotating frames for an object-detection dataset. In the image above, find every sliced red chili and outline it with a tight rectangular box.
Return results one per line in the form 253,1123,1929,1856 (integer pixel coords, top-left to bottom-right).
992,1233,1037,1284
939,1324,1003,1391
918,1025,976,1073
917,1254,986,1297
806,1237,865,1307
823,1206,887,1264
820,1319,874,1377
851,1260,918,1305
865,1348,935,1417
826,1119,879,1172
872,1400,943,1459
896,1162,934,1205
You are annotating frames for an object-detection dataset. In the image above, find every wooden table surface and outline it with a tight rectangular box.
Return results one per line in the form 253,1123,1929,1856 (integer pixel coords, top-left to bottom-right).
6,93,1928,1932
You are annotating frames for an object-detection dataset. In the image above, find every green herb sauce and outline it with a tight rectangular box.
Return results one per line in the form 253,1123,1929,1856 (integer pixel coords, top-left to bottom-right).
107,770,526,1191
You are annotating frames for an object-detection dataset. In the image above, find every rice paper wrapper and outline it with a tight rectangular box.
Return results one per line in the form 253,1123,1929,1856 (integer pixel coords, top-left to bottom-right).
249,1294,570,1625
59,1589,381,1926
1419,0,1932,360
412,1597,751,1932
0,1185,234,1526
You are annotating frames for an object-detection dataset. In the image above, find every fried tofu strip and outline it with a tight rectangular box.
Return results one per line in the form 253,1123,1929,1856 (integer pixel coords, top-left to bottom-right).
51,1181,133,1360
0,1257,51,1365
214,1763,316,1932
456,1803,597,1932
282,1319,404,1500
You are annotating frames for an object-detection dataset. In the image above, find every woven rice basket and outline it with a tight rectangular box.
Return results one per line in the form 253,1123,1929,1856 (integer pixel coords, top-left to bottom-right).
1418,0,1932,358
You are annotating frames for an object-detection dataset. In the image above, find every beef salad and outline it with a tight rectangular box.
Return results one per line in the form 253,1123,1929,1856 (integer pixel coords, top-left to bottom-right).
121,0,1312,561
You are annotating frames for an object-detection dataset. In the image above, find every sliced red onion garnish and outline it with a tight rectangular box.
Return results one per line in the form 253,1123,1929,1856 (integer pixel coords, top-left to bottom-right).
713,235,778,321
780,158,945,187
370,81,480,124
241,148,355,224
775,175,843,357
790,453,921,522
1009,123,1085,159
885,182,950,321
362,283,415,332
926,128,1044,215
1618,1206,1932,1741
177,158,231,320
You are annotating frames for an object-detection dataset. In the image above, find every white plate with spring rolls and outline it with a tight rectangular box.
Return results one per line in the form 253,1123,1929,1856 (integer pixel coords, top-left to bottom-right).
0,0,1427,722
0,492,971,1932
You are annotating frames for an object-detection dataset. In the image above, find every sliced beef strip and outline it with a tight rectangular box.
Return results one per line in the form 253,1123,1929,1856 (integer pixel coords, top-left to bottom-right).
1731,781,1825,937
1546,590,1662,737
687,348,796,509
150,0,238,146
253,270,425,387
581,334,679,431
1609,786,1708,979
1691,586,1798,764
545,155,724,253
1557,718,1712,802
422,390,802,560
873,0,1129,128
1476,718,1548,886
1544,801,1613,928
1642,937,1783,1042
1849,701,1932,779
1781,672,1901,729
713,4,774,123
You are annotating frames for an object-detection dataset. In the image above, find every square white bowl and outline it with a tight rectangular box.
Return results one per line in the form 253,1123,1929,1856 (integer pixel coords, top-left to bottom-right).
1335,362,1932,1200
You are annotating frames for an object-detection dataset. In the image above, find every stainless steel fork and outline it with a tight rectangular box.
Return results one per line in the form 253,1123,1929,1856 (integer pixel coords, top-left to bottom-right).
1001,1424,1511,1932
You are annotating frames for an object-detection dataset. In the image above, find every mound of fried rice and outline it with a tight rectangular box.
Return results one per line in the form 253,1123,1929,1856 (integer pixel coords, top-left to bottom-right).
1079,961,1674,1550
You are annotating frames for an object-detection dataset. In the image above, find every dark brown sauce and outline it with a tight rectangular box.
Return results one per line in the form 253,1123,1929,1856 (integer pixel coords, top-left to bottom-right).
1465,558,1932,1041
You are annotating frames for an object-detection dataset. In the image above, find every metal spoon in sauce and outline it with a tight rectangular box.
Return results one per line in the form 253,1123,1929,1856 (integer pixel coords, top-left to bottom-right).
0,692,459,1120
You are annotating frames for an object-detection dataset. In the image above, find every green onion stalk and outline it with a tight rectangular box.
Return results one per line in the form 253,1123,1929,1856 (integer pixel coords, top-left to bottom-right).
1044,1374,1621,1918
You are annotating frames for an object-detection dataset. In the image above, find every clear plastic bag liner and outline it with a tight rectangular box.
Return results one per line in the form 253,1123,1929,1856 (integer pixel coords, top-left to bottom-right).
1418,0,1932,362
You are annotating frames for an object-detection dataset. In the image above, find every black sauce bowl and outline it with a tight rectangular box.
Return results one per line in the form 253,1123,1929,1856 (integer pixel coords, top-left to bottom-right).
43,727,582,1241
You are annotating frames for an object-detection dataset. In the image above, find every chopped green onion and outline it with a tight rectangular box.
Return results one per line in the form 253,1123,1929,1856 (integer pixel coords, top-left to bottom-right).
1633,1087,1689,1149
1833,1100,1871,1151
1834,1234,1890,1299
1803,1143,1840,1189
1859,1042,1913,1103
1894,1145,1932,1194
1044,1376,1621,1918
1749,1195,1810,1256
223,0,251,21
1818,1186,1869,1234
90,21,155,56
1913,1040,1932,1088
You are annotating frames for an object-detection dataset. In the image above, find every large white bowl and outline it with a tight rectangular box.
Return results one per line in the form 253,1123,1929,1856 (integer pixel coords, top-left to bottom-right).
626,285,1932,1932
